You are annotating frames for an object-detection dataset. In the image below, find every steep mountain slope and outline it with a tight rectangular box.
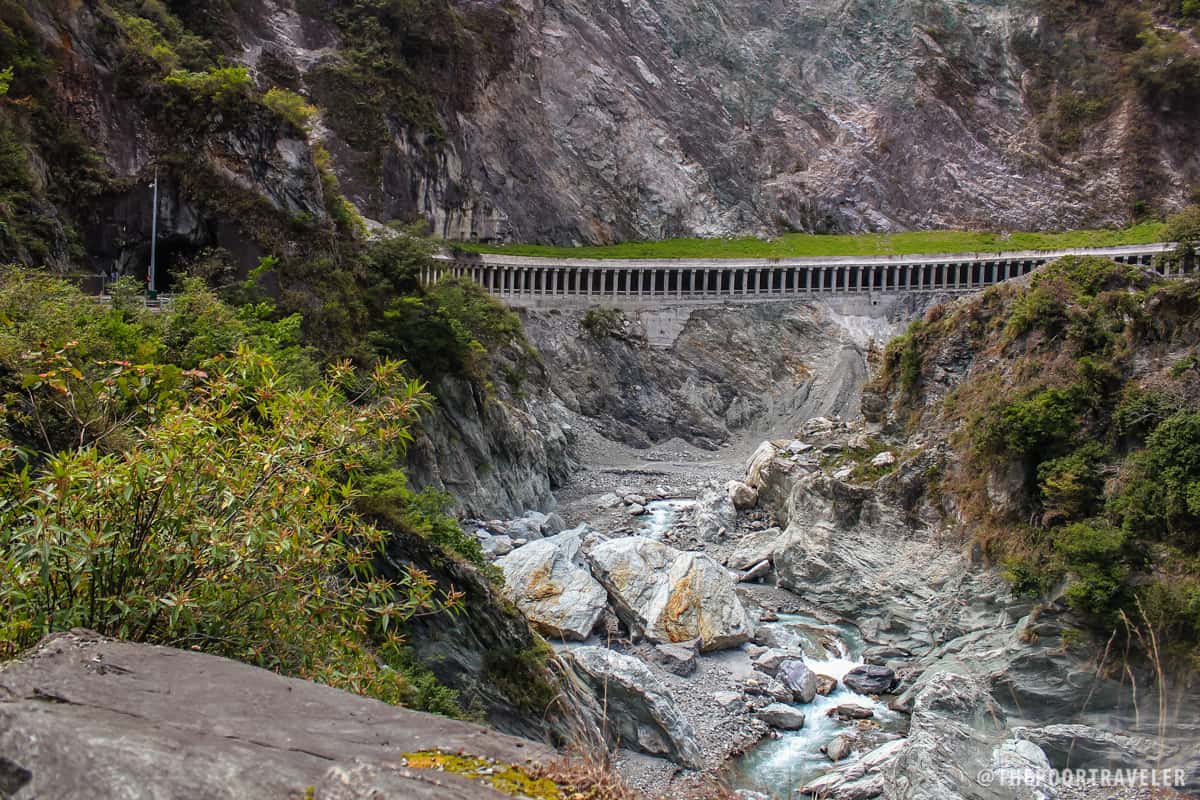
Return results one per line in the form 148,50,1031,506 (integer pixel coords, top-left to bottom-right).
4,0,1200,270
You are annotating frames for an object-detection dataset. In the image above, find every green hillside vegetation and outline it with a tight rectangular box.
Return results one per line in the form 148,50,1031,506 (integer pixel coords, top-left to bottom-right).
870,228,1200,669
456,223,1166,261
0,265,530,717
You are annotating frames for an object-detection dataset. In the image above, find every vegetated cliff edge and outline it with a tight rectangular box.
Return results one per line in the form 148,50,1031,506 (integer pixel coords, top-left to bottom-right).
851,258,1200,760
4,0,1200,270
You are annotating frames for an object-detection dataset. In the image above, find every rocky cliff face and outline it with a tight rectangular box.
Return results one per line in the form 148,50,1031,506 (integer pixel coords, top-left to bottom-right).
6,0,1199,269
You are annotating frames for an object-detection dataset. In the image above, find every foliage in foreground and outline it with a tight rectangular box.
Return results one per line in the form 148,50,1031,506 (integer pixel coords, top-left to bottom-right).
0,269,474,712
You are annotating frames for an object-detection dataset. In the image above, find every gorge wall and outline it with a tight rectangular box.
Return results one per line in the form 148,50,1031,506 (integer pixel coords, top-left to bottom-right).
5,0,1200,276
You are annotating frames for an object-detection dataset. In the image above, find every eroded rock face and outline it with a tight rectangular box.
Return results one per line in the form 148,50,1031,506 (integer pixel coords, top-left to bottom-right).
0,632,555,800
495,530,607,641
586,536,751,651
559,646,703,768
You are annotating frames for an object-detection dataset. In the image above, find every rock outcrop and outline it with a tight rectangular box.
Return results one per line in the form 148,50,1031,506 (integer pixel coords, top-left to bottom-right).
559,646,703,769
495,529,607,641
380,530,597,746
0,631,555,800
586,537,751,651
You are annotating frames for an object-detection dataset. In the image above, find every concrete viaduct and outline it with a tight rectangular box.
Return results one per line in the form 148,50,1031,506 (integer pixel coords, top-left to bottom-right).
426,244,1183,307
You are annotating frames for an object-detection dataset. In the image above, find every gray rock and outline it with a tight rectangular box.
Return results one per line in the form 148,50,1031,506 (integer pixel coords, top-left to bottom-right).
991,738,1058,800
1012,723,1180,770
863,645,912,665
816,674,839,696
714,691,744,711
560,646,703,769
623,494,647,506
826,734,854,762
883,670,1017,800
693,488,737,542
596,492,623,509
727,479,759,510
0,632,555,800
586,536,751,651
829,704,874,721
505,515,544,541
844,665,897,696
756,703,806,730
751,648,805,676
778,659,819,704
870,451,896,468
725,527,783,570
495,530,607,641
627,503,646,516
480,534,515,557
739,560,771,583
650,642,698,677
541,512,567,535
743,674,793,703
802,739,905,800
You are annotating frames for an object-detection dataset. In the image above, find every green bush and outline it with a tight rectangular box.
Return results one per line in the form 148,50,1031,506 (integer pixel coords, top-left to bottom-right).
164,65,252,106
263,87,317,130
1054,522,1132,618
1038,443,1106,525
976,386,1083,460
0,348,457,703
1004,285,1066,341
357,472,491,573
580,307,626,338
0,65,12,97
1112,388,1176,444
1126,28,1200,109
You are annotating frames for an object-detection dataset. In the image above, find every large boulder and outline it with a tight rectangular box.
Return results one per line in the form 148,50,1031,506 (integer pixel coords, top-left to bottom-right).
844,665,897,696
0,632,556,800
586,537,751,651
693,488,737,541
756,703,806,730
777,659,819,703
726,479,759,510
725,527,783,571
495,530,607,641
559,646,703,768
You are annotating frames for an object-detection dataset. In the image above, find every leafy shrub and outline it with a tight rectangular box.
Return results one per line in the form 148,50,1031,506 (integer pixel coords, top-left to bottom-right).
0,348,461,704
357,472,491,572
1137,412,1200,545
1037,443,1106,525
580,307,626,338
1054,522,1132,618
1126,28,1200,109
0,65,12,97
115,12,180,74
1004,285,1066,341
164,65,252,106
976,386,1083,460
263,87,317,130
1112,388,1176,444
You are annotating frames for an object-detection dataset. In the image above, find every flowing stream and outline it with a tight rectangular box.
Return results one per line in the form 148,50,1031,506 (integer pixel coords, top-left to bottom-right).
620,498,907,797
730,613,907,796
638,498,695,539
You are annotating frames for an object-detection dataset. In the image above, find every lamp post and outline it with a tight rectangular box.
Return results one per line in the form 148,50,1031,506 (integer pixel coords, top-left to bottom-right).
147,164,159,302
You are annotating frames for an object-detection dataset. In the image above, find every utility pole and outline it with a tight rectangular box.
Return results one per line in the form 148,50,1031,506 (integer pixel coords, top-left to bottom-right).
148,164,159,302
